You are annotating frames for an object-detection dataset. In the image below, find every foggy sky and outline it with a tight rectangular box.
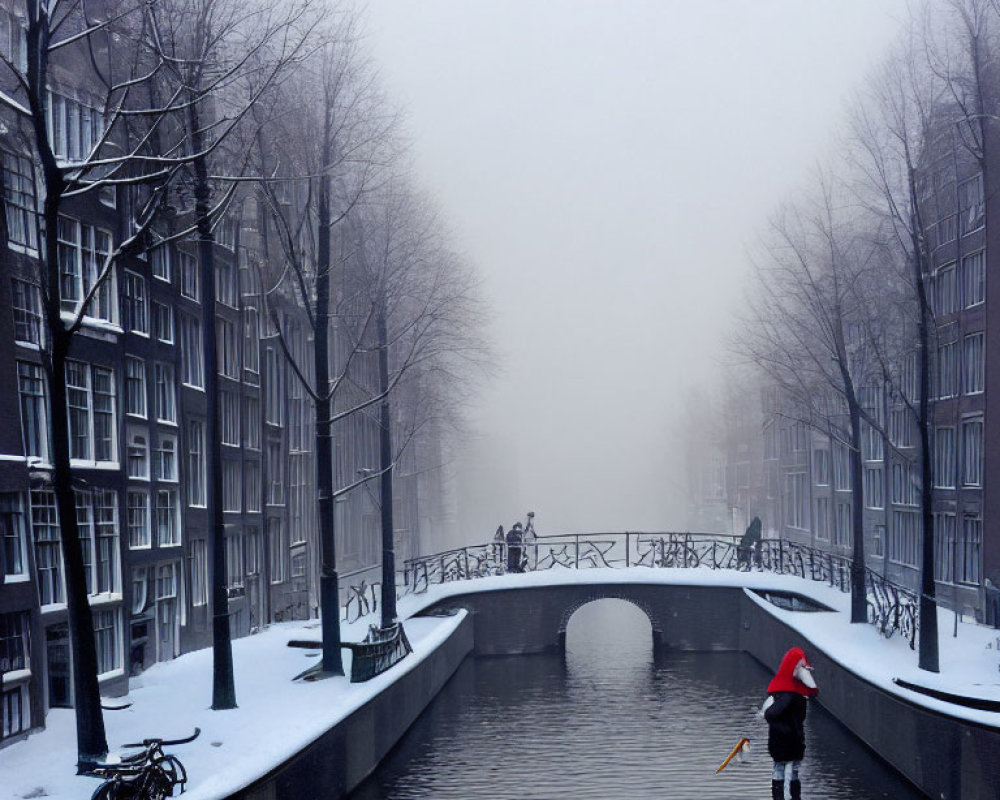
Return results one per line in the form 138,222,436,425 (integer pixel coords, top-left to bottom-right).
363,1,906,539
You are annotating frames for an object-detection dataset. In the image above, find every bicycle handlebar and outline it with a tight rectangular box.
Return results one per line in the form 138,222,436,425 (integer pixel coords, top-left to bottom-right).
123,727,201,749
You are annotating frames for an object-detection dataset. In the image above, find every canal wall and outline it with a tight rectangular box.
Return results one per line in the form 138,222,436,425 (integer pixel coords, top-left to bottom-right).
230,611,474,800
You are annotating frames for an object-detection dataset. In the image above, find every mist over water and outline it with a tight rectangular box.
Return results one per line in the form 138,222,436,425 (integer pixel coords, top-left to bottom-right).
363,2,907,540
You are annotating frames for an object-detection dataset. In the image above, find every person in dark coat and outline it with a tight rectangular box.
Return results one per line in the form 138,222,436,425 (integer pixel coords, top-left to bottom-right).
505,522,523,573
763,646,818,800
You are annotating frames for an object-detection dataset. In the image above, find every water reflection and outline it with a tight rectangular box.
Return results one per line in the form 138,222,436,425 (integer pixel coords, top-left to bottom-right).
348,600,923,799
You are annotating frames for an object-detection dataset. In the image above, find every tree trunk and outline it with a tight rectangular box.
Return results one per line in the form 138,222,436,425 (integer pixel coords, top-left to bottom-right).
316,121,344,674
848,398,868,624
378,310,397,628
29,1,108,762
189,99,238,708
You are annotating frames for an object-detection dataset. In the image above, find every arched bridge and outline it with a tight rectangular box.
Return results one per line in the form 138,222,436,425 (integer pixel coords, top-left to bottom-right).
339,532,918,649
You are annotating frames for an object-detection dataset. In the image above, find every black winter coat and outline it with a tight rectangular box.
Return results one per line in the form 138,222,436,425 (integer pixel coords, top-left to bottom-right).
764,691,808,762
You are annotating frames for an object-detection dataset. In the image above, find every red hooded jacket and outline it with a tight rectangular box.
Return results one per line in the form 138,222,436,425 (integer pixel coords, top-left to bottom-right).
767,646,818,697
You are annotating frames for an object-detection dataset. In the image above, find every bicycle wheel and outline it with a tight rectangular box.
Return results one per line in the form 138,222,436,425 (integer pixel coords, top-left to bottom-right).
90,780,118,800
145,766,174,800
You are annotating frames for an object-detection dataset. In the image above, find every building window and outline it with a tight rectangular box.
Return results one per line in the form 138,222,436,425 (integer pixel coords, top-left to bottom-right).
189,539,207,606
57,217,115,323
785,472,808,530
872,524,885,558
863,466,884,509
93,489,118,594
244,307,260,379
153,301,174,344
154,434,178,482
890,510,920,567
813,496,829,541
889,408,913,449
933,262,958,316
245,397,261,450
127,430,149,480
226,529,244,590
124,271,148,335
46,90,104,163
17,361,48,462
179,313,204,388
11,278,42,345
936,340,959,399
153,362,176,424
157,563,177,602
2,681,28,739
266,441,284,506
832,443,851,491
963,332,984,395
861,421,883,462
959,173,985,234
962,251,985,307
962,417,983,487
0,611,29,674
933,427,956,489
93,608,121,676
959,515,982,586
179,251,199,301
66,362,117,463
833,502,851,548
222,461,242,513
150,244,171,282
934,512,958,583
125,357,147,418
187,420,206,507
936,215,956,247
216,260,238,307
268,518,287,583
75,489,119,595
217,317,239,379
0,494,27,579
245,460,261,513
2,150,37,252
156,489,180,546
891,462,919,506
127,490,151,549
221,390,240,446
31,490,61,605
264,347,283,426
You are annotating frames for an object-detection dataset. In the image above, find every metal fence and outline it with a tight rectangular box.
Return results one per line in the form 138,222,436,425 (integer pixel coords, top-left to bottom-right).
344,532,919,648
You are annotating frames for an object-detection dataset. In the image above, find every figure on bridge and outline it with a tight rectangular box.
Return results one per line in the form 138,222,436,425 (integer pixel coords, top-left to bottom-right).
763,646,818,800
506,522,524,573
737,516,762,570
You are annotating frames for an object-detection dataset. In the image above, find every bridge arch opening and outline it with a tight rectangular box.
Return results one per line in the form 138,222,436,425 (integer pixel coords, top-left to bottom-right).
561,597,659,661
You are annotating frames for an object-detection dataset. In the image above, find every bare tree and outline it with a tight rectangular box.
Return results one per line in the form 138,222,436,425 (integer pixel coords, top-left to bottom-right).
850,32,948,672
140,0,321,708
736,173,887,625
250,12,398,672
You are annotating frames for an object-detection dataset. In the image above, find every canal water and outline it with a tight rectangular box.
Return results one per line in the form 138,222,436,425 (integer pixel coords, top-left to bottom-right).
348,600,925,799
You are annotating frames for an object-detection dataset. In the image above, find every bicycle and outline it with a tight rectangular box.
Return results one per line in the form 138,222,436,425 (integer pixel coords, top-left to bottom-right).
90,727,200,800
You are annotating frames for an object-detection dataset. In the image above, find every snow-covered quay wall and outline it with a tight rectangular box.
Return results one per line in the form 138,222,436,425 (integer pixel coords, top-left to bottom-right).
229,612,474,800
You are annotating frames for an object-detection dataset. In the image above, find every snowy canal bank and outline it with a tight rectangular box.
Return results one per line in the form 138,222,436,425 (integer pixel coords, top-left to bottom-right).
3,568,1000,799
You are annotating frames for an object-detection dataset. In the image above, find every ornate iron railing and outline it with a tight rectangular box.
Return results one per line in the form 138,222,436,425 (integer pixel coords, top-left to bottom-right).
380,533,919,649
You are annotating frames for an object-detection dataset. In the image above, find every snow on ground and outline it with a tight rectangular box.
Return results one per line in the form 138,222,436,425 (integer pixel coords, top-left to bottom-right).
3,567,999,800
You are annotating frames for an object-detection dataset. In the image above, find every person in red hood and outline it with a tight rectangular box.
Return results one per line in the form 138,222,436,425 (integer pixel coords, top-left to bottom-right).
763,646,819,800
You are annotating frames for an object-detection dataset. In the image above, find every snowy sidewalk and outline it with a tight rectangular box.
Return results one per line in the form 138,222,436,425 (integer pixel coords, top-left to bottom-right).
3,567,999,800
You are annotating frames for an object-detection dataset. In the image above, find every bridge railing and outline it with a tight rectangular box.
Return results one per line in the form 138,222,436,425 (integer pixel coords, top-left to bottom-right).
390,532,918,648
